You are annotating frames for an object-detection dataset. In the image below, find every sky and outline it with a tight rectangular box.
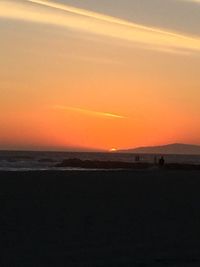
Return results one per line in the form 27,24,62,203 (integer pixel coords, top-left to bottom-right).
0,0,200,151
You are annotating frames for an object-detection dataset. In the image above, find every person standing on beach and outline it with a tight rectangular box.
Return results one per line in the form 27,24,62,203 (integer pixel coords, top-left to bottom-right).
135,155,140,162
159,156,165,167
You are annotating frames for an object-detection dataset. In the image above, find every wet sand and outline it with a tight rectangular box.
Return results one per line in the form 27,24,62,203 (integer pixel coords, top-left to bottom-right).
1,170,200,266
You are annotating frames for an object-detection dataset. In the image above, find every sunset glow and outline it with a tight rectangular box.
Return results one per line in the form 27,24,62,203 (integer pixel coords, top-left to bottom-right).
0,0,200,151
109,148,118,152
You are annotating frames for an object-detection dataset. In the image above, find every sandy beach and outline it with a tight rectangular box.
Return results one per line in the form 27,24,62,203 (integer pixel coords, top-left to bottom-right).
1,169,200,266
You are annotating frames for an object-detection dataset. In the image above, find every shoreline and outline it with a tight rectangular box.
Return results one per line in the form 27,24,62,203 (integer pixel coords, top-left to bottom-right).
0,163,200,172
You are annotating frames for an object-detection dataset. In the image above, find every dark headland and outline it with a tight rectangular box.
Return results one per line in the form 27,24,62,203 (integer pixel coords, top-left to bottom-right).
119,143,200,155
1,169,200,266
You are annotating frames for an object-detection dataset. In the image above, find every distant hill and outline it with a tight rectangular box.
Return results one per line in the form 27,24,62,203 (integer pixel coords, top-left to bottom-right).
119,143,200,155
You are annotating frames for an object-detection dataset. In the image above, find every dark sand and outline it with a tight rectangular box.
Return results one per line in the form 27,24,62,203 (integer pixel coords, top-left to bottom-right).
1,170,200,266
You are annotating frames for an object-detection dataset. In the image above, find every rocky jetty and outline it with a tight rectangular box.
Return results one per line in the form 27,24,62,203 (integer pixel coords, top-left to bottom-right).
55,158,200,170
55,158,151,169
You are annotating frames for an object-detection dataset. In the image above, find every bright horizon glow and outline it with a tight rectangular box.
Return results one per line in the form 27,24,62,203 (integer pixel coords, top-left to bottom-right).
109,148,118,152
0,0,200,150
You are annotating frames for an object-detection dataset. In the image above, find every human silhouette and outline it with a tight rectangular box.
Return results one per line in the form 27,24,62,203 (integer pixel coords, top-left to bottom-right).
158,156,165,167
135,155,140,162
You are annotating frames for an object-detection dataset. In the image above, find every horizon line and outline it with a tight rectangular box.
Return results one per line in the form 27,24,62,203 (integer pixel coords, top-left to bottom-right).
0,142,200,154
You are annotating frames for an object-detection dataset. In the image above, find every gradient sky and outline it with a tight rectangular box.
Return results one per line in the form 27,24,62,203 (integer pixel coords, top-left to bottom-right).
0,0,200,151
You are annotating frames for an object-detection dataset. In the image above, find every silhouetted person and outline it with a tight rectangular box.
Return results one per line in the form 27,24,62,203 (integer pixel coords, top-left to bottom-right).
135,155,140,162
154,156,157,165
159,156,165,167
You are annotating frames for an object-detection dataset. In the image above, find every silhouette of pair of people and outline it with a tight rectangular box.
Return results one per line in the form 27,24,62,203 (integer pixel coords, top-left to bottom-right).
135,155,140,162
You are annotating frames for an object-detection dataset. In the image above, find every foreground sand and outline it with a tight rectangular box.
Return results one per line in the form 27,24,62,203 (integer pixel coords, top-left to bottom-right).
1,170,200,266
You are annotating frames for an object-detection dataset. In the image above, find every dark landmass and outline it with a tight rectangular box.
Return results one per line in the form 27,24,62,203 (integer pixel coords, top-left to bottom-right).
1,170,200,266
56,158,151,169
119,143,200,155
38,158,57,163
56,158,200,170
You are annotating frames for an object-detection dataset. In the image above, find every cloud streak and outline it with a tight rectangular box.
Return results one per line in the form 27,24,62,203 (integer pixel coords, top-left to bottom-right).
54,106,126,119
0,0,200,54
180,0,200,3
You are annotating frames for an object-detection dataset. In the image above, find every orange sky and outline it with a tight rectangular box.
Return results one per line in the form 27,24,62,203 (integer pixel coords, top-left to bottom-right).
0,0,200,151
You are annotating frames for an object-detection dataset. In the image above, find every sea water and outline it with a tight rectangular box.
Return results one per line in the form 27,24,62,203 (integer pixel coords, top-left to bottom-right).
0,150,200,171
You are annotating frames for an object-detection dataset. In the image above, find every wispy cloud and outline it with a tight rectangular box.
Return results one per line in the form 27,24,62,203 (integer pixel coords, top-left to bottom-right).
54,105,126,119
0,0,200,54
180,0,200,3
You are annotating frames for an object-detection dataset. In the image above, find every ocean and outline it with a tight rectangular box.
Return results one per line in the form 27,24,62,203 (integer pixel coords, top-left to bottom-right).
0,150,200,171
